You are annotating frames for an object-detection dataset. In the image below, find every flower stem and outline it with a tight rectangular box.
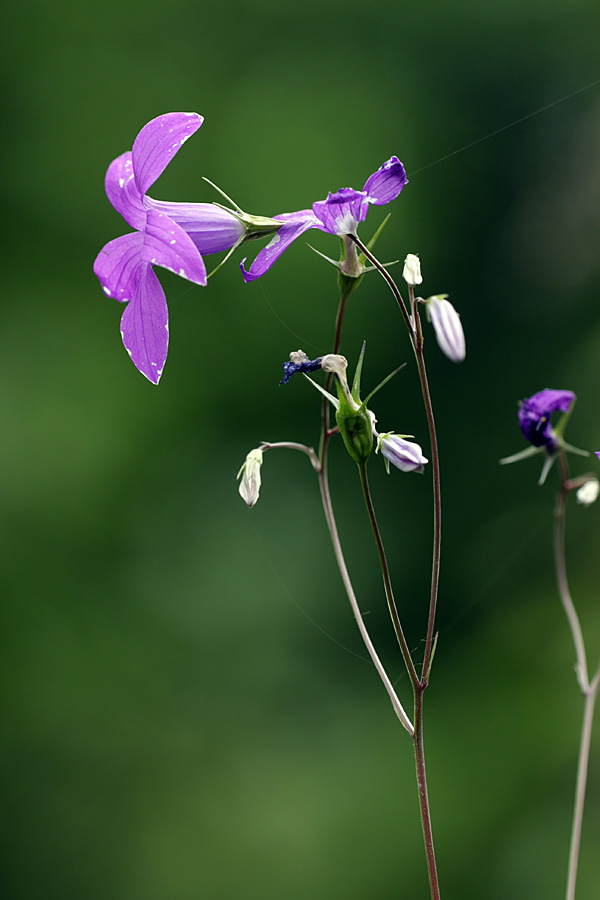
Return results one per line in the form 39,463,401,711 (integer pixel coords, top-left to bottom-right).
350,234,442,683
318,292,413,733
554,451,600,900
414,685,442,900
358,462,419,689
358,459,441,899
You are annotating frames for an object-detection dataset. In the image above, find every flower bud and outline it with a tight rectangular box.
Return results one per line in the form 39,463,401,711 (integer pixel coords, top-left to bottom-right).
336,404,374,464
376,432,428,473
427,295,466,363
237,448,263,507
402,253,422,286
576,477,599,506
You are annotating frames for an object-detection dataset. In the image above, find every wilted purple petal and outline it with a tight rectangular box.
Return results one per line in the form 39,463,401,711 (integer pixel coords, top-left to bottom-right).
312,188,368,235
280,351,323,384
104,152,145,230
145,198,245,254
363,156,407,205
141,210,207,285
93,232,144,302
241,211,321,282
518,389,575,449
119,263,169,384
132,112,204,196
522,389,575,417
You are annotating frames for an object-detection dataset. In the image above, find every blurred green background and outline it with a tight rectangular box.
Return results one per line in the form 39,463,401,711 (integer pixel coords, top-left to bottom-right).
2,0,600,897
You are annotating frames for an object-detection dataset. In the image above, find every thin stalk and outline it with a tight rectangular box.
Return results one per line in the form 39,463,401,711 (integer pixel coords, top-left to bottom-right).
554,451,600,900
414,686,442,900
351,234,441,682
318,462,413,734
565,689,597,900
358,460,440,899
319,291,413,734
358,462,419,689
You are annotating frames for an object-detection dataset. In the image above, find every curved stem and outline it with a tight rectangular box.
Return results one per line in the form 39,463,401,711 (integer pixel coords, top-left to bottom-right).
350,235,441,682
414,341,442,683
318,292,413,734
554,451,599,900
318,462,413,734
555,453,589,689
358,462,419,688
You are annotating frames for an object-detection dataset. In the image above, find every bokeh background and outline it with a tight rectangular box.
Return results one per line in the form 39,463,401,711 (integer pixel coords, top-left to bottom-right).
2,1,600,897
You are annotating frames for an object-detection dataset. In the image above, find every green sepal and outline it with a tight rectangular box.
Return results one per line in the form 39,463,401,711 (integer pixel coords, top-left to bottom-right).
351,341,367,403
363,363,407,407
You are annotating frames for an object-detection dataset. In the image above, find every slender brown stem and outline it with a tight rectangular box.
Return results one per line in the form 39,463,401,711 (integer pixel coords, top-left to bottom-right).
413,686,441,900
414,341,442,683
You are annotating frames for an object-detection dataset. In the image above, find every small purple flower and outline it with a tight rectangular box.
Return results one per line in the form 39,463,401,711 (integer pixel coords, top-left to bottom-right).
280,350,323,384
596,451,600,461
94,113,246,383
241,157,407,282
518,389,576,450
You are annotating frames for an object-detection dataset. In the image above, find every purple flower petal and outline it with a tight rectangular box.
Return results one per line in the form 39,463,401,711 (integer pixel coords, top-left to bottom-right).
119,263,169,384
132,112,204,196
312,188,368,236
141,210,207,285
104,152,145,230
144,198,245,254
522,389,575,417
363,157,407,205
241,210,321,282
93,232,144,302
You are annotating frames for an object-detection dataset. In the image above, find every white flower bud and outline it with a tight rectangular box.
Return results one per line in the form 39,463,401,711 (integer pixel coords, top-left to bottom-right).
402,253,422,286
237,448,263,507
427,295,466,363
576,477,599,506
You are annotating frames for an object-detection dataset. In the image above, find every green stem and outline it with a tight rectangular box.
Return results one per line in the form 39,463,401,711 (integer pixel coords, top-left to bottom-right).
554,452,600,900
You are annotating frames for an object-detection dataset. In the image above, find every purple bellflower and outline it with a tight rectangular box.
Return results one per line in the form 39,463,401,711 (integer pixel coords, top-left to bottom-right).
94,113,248,383
240,157,407,282
518,388,575,451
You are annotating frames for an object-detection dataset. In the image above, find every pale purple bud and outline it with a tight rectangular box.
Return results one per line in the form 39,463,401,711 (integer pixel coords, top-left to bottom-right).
237,448,263,507
427,295,466,363
377,432,428,473
402,254,422,286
